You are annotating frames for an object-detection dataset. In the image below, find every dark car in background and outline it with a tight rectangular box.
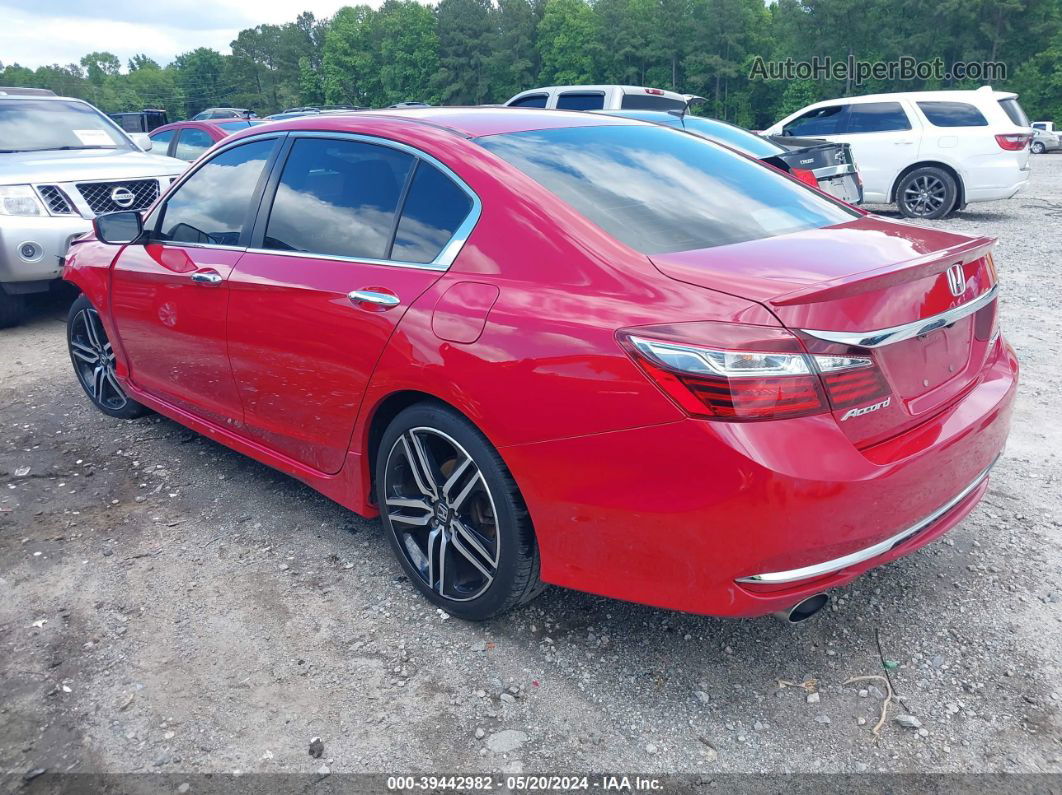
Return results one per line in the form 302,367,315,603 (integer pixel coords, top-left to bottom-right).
148,119,266,161
108,109,169,133
599,110,863,204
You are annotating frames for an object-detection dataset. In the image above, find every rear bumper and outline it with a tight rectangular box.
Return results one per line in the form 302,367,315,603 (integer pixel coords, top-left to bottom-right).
502,338,1018,617
964,157,1030,203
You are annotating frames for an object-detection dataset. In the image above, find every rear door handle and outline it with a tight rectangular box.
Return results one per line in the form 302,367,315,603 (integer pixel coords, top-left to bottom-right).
348,289,400,307
191,270,223,286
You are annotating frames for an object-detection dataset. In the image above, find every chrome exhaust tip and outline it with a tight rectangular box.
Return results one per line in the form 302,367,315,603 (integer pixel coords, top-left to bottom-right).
773,593,830,623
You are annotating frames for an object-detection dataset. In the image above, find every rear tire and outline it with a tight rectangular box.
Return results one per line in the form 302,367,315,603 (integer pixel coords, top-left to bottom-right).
67,294,148,419
896,166,958,220
0,289,26,329
375,402,545,620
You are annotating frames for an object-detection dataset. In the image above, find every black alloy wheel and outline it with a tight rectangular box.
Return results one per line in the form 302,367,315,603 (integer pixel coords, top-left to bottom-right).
376,403,544,620
67,294,147,419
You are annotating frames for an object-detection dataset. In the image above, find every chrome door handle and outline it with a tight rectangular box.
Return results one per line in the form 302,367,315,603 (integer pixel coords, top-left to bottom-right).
191,271,223,286
347,290,400,307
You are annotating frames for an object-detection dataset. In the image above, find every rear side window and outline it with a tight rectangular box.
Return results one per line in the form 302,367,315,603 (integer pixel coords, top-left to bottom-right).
620,93,686,112
174,128,214,161
508,94,548,108
782,105,847,136
478,125,857,254
997,97,1030,127
392,162,473,263
556,92,605,111
155,139,275,246
846,102,911,133
917,101,987,127
148,129,175,153
263,138,414,260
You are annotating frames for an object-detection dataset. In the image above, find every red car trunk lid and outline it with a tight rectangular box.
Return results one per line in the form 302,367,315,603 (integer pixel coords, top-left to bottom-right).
649,217,999,447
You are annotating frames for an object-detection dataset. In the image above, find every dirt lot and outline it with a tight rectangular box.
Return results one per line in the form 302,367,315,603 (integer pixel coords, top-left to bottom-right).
2,155,1061,785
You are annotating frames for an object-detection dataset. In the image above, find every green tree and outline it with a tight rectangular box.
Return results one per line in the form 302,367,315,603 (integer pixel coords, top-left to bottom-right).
537,0,596,84
377,0,440,105
322,5,381,106
79,52,121,86
172,48,228,117
434,0,494,104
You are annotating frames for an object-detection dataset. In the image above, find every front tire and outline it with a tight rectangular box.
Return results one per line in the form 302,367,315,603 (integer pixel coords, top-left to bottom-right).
375,402,544,620
67,294,147,419
1031,141,1046,154
896,166,958,219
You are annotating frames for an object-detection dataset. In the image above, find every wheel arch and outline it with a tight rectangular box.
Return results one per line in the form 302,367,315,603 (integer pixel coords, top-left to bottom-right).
889,160,966,209
362,389,510,508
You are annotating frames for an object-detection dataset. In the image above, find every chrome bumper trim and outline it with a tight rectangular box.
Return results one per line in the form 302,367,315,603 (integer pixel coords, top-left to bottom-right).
801,285,997,348
736,458,997,585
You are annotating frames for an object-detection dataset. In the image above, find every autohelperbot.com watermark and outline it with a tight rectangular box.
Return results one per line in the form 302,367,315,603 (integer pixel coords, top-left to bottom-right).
749,55,1007,86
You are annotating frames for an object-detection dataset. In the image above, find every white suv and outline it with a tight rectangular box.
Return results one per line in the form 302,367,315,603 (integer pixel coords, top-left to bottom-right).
763,86,1031,219
504,85,688,113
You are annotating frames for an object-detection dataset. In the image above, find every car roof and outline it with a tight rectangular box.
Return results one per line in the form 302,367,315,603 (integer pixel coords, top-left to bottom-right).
253,107,644,138
805,87,1017,107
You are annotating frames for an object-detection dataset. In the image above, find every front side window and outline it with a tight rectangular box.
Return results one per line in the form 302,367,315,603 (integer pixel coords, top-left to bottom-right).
782,105,847,137
392,162,473,263
557,92,606,111
154,139,276,246
509,94,548,108
917,101,988,127
478,125,857,254
148,129,175,154
845,102,911,133
263,138,414,260
174,128,215,161
0,99,130,153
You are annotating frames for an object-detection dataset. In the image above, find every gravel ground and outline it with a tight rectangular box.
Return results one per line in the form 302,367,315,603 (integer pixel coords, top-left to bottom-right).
1,155,1060,785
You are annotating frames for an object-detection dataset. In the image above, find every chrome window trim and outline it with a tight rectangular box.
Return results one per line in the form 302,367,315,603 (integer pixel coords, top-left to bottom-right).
736,456,997,585
261,130,482,271
801,285,997,348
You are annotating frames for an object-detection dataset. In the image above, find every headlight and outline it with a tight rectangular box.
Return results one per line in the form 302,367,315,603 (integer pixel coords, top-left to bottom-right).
0,185,45,216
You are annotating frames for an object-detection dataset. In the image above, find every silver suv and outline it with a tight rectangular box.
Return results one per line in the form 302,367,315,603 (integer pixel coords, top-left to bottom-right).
0,90,187,327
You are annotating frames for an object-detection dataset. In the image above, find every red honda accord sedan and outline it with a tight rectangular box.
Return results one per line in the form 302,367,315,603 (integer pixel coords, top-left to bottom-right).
63,108,1017,622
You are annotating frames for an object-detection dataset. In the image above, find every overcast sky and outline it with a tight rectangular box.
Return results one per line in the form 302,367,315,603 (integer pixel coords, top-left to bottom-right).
1,1,368,70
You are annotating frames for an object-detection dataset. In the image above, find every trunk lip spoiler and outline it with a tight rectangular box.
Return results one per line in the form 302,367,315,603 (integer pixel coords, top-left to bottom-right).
800,284,997,348
736,455,998,585
769,234,996,306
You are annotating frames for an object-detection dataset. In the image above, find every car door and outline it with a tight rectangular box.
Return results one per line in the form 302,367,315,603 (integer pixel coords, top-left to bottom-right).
826,101,917,203
109,136,282,426
225,133,478,473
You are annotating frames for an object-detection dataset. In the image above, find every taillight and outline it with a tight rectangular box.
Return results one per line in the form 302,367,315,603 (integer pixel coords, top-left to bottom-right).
995,133,1030,150
790,167,819,188
619,323,886,421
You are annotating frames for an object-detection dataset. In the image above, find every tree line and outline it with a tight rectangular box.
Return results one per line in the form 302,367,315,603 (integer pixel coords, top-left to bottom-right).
2,0,1059,129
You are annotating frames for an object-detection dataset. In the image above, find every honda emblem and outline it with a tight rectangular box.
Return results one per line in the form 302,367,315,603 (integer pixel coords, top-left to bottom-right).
946,264,966,297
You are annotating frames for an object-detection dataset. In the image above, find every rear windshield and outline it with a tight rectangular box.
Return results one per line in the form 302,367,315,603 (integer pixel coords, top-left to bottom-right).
620,93,687,112
997,97,1030,127
477,125,857,254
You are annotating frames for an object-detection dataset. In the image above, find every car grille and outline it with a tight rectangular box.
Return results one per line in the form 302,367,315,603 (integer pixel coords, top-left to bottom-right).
75,179,160,215
36,185,75,215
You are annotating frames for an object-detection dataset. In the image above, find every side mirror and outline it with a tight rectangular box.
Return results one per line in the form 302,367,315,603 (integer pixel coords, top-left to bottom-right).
130,133,153,151
94,211,144,245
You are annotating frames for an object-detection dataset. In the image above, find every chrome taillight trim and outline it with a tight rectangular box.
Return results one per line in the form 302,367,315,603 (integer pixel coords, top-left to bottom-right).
736,456,997,585
801,285,998,348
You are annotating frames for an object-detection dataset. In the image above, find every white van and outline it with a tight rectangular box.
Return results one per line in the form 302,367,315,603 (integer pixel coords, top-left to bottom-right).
763,86,1031,218
504,85,688,113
